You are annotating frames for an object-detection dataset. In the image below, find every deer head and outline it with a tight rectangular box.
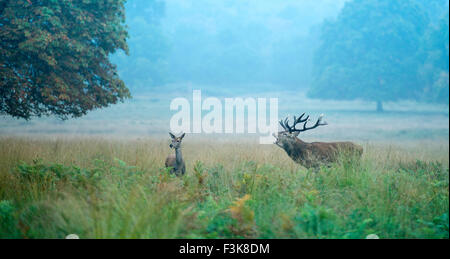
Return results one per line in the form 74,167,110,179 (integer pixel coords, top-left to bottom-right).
169,132,185,149
273,113,328,148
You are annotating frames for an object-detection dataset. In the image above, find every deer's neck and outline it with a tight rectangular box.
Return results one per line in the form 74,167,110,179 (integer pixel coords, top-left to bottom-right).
283,138,310,160
175,147,183,165
296,138,309,147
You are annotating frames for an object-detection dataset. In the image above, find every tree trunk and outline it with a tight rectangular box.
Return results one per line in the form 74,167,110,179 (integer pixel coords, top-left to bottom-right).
376,100,384,112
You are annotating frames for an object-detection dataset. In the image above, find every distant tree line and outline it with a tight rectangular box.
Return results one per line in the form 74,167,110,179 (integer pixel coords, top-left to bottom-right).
308,0,449,110
113,0,347,90
111,0,168,92
118,0,448,108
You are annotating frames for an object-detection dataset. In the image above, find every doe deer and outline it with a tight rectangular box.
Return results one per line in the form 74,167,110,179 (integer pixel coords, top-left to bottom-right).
273,113,363,169
165,132,186,176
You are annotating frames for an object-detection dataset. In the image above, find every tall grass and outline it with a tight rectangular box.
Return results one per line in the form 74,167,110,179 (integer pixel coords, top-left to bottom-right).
0,137,448,238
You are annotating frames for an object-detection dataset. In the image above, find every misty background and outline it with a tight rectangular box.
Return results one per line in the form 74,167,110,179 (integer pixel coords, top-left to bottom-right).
1,0,449,142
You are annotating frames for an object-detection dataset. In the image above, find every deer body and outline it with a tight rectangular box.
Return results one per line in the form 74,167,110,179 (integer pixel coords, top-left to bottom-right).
278,137,362,169
165,133,186,176
274,113,363,169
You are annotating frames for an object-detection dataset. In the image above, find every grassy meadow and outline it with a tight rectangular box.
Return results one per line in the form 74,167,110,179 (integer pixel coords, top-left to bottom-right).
0,136,448,239
0,89,448,239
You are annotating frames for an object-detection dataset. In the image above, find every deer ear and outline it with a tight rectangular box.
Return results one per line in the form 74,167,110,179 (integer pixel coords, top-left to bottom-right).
180,133,185,139
169,133,176,139
293,131,300,137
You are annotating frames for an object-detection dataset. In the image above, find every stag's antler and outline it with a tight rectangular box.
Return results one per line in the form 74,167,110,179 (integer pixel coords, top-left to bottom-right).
280,113,328,133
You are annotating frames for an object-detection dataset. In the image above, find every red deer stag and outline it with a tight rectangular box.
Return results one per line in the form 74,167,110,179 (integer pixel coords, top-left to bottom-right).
273,113,362,169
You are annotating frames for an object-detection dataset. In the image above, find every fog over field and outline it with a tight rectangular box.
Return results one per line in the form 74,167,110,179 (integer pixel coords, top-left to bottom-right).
1,87,449,145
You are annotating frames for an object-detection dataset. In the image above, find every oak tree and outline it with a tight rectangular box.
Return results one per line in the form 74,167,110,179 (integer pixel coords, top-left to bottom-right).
0,0,130,119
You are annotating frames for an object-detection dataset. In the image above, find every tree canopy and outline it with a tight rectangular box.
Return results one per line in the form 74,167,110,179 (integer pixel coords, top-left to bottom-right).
0,0,130,120
308,0,449,107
